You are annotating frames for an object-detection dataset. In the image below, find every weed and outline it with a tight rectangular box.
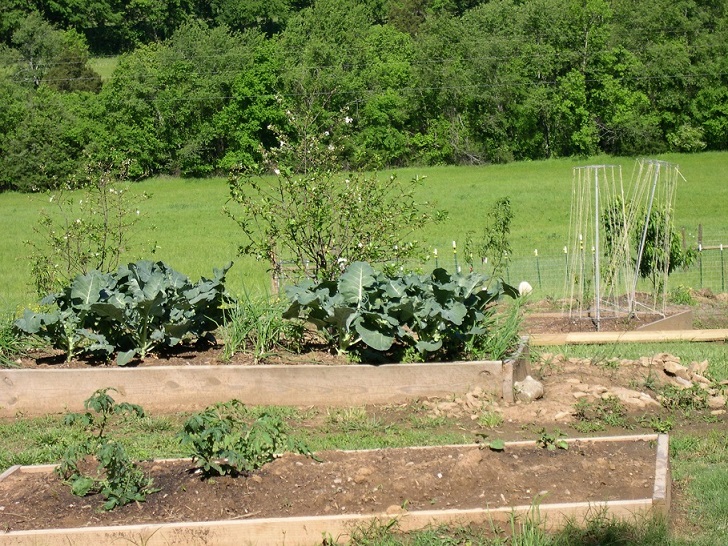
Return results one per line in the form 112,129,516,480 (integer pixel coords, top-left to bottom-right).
658,384,709,412
409,414,450,429
477,410,504,429
325,407,383,433
220,293,303,362
573,396,630,429
536,428,568,451
669,284,695,305
638,414,674,433
0,314,27,367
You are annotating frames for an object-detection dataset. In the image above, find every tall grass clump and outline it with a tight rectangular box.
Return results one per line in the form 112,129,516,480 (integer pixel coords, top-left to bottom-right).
0,314,28,368
219,293,303,362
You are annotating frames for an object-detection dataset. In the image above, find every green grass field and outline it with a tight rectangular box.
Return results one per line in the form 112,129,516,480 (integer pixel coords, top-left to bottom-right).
87,56,119,81
2,152,727,315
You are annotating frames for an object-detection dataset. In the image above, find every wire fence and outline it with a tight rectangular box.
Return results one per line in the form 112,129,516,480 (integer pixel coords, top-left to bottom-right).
273,226,728,299
425,245,728,298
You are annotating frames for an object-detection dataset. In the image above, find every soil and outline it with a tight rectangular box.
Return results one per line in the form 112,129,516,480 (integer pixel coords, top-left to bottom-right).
1,440,659,532
1,291,726,536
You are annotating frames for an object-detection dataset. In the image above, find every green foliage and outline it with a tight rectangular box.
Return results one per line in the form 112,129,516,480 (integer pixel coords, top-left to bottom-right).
536,428,568,451
227,109,446,281
56,388,157,510
220,292,303,362
602,197,696,291
668,284,695,306
464,197,514,278
15,260,233,364
283,261,518,359
0,85,103,192
26,160,149,296
0,313,28,367
178,399,314,477
658,384,709,412
573,396,630,431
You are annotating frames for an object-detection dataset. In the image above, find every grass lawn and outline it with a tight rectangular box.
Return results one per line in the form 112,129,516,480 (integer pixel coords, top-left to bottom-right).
1,152,727,314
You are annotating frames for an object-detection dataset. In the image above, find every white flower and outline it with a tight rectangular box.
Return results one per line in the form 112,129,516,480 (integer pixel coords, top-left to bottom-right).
274,168,280,175
328,144,335,151
49,196,54,202
324,131,330,136
136,210,140,215
344,116,353,124
518,281,533,296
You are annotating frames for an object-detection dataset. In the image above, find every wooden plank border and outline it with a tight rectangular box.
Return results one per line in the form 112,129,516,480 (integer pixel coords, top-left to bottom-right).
0,340,529,416
530,328,728,346
0,435,669,546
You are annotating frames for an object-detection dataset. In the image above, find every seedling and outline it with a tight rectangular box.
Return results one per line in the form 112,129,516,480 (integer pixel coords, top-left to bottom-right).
536,428,569,451
476,433,506,451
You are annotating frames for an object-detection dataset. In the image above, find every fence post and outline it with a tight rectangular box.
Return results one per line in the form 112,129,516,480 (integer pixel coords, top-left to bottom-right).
699,243,703,288
721,244,725,292
534,249,542,288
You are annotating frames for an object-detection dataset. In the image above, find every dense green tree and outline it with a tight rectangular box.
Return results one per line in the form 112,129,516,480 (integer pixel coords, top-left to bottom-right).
349,25,415,168
279,0,372,155
0,86,102,191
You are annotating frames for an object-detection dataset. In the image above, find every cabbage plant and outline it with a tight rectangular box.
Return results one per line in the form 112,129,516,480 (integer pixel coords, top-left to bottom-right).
16,260,233,365
283,261,518,359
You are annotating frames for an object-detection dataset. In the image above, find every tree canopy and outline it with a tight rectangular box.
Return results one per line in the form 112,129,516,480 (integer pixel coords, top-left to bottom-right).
1,0,727,191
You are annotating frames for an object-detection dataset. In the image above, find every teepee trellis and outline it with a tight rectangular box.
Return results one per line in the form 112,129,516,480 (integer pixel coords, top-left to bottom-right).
564,159,682,329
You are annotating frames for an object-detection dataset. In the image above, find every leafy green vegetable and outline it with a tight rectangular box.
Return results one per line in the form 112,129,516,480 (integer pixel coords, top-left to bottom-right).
15,260,234,365
283,261,518,359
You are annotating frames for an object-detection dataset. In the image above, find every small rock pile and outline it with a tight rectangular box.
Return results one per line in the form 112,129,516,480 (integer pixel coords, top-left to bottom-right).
421,386,499,419
539,351,727,415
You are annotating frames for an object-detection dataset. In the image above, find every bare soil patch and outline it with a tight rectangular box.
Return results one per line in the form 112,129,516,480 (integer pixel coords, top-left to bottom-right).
0,440,658,532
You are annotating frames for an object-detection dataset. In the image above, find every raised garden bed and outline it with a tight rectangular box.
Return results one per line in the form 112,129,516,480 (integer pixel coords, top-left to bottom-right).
0,434,669,545
0,340,529,417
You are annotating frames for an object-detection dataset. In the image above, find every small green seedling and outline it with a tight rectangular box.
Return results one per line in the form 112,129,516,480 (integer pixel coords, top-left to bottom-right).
536,428,569,451
476,433,506,451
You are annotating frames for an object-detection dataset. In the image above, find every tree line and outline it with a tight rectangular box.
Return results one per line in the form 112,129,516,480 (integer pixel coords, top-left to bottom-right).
1,0,727,192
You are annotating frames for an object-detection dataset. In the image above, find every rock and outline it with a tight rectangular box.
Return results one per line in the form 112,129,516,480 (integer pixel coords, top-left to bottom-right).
691,373,711,385
514,375,544,403
554,411,571,420
670,376,694,389
663,360,690,380
638,393,661,407
708,396,726,410
354,467,374,484
690,360,710,375
655,353,680,365
710,409,726,416
572,391,589,399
